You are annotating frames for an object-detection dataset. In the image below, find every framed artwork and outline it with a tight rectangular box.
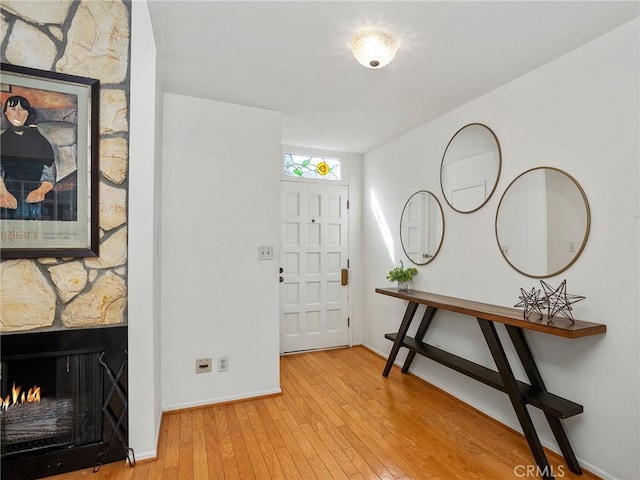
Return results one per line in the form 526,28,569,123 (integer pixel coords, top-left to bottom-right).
0,63,99,258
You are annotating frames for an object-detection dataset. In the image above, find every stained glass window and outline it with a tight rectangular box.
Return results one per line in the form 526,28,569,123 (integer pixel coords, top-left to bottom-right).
283,153,341,181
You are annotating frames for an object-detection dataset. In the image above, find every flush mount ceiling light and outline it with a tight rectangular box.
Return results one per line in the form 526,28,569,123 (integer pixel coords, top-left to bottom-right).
351,27,399,69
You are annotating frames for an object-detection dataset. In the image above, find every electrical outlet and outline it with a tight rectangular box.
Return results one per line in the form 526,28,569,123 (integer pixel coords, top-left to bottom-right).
258,246,273,260
218,356,228,372
196,358,212,374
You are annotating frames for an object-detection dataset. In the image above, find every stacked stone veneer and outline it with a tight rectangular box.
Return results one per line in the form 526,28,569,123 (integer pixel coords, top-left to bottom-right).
0,1,130,332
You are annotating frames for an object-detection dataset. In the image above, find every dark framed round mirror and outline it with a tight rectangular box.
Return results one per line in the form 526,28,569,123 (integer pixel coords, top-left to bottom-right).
495,167,590,278
440,123,502,213
400,190,445,265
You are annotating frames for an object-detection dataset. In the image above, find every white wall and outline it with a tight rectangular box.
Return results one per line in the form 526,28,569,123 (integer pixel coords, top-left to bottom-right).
128,0,163,460
161,94,282,410
349,152,364,346
362,19,639,480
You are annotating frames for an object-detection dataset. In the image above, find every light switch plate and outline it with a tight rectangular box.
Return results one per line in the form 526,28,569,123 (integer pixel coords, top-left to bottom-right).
258,246,273,260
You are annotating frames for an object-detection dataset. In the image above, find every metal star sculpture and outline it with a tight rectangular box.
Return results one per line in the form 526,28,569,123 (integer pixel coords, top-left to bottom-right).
514,287,546,319
539,279,586,325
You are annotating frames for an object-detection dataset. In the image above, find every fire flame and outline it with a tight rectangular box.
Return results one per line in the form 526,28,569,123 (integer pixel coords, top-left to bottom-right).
1,382,41,409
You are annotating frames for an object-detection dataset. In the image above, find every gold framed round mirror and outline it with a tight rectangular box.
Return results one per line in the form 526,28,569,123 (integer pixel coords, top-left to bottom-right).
440,123,502,213
495,167,590,278
400,190,445,265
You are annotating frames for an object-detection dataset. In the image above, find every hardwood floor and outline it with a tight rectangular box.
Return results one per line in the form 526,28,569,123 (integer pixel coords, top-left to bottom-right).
44,346,601,480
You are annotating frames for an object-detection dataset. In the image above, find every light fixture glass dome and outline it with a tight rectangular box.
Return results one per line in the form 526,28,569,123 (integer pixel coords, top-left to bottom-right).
351,27,399,69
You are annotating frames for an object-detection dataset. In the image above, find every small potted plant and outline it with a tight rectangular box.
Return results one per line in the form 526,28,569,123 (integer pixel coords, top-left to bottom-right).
386,261,418,291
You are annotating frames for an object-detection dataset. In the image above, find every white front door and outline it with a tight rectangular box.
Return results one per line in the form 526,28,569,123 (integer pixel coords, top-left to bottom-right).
280,181,349,353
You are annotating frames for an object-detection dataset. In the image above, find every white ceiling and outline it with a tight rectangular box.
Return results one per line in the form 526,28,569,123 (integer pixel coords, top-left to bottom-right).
148,1,639,154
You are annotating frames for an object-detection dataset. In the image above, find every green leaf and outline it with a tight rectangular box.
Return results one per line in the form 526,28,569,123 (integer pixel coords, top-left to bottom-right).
386,260,418,282
294,168,303,176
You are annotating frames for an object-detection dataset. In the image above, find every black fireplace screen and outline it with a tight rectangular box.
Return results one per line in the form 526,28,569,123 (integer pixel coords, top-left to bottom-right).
1,351,103,457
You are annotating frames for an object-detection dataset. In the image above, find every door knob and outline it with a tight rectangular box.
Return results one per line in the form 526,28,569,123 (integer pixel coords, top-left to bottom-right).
341,268,348,286
279,276,284,283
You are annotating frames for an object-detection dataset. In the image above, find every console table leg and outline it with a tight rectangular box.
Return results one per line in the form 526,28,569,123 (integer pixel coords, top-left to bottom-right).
545,415,582,475
383,301,419,377
402,306,437,373
478,319,555,480
506,326,582,475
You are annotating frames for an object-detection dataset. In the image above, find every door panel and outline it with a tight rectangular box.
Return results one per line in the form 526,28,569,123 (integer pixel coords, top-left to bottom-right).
280,181,349,353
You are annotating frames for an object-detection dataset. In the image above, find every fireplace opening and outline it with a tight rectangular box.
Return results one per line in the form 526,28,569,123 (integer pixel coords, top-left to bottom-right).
1,326,128,479
1,350,103,458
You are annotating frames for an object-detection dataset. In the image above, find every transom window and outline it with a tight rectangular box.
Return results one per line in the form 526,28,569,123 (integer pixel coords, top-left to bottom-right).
283,153,341,181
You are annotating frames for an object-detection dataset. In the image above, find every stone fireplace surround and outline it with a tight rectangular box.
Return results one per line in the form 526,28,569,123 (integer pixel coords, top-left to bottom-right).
1,325,128,479
1,3,132,477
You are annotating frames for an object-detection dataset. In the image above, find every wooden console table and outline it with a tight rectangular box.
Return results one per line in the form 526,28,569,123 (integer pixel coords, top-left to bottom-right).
377,287,606,480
